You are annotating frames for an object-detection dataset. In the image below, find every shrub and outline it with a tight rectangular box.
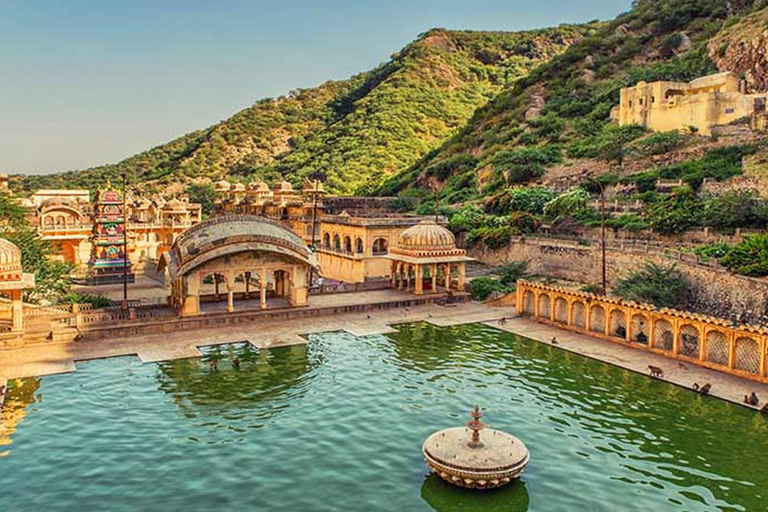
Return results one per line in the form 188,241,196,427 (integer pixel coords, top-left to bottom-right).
720,234,768,277
701,192,767,230
544,188,591,219
60,293,114,309
645,187,701,235
469,277,506,301
485,187,556,215
492,261,529,286
633,131,686,155
614,262,690,308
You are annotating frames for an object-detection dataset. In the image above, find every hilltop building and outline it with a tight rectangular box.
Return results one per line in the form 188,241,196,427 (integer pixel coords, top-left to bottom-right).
614,71,768,136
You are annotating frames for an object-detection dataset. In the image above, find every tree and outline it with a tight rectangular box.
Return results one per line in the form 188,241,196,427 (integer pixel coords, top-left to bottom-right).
186,183,215,218
614,262,690,308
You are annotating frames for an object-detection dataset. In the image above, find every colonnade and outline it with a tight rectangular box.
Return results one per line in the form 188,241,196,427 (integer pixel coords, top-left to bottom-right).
389,261,465,295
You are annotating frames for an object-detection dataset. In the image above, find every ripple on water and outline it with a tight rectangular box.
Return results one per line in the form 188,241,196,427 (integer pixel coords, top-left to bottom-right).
1,323,767,512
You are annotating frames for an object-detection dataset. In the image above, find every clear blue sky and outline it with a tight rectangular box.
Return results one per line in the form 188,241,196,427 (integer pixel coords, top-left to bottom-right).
0,0,630,175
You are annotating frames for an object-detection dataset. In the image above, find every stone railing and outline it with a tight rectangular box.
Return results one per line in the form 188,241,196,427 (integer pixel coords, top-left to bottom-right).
76,303,175,328
516,280,768,384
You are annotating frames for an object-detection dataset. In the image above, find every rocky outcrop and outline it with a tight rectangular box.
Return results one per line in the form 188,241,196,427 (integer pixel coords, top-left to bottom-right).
709,7,768,92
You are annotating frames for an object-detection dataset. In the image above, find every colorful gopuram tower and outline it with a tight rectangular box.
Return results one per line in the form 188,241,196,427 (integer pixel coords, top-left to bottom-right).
87,181,134,285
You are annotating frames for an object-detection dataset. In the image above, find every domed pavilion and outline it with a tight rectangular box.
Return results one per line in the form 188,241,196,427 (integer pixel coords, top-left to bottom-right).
0,237,35,334
159,215,318,316
387,220,472,294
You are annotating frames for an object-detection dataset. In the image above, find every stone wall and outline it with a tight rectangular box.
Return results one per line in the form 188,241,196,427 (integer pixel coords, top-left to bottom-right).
470,238,768,324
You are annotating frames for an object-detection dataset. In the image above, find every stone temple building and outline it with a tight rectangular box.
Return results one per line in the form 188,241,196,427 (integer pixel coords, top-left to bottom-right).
160,215,318,317
0,238,35,338
614,71,768,136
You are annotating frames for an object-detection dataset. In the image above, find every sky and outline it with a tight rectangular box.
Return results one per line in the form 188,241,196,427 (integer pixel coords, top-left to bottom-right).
0,0,631,175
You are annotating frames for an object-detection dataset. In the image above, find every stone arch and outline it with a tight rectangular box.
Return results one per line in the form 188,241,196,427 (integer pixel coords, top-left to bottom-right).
522,291,535,316
333,234,341,251
355,237,364,254
609,309,627,339
734,337,760,374
631,313,649,345
653,318,674,351
537,293,551,319
343,235,352,253
705,330,729,366
589,305,605,334
372,237,388,255
554,297,568,323
679,324,700,358
323,232,330,249
572,301,586,329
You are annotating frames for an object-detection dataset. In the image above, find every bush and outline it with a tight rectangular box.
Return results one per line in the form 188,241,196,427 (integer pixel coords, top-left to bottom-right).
61,293,114,309
701,192,767,230
492,261,529,286
614,262,690,308
485,187,555,215
544,188,591,219
720,234,768,277
469,277,506,301
633,131,686,155
646,187,701,235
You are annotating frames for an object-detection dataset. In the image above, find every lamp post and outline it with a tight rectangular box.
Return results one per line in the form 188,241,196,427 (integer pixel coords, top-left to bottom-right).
122,172,129,307
599,182,607,295
306,172,325,288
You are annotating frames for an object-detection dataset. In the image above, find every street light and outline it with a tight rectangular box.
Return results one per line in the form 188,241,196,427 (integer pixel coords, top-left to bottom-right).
122,172,129,307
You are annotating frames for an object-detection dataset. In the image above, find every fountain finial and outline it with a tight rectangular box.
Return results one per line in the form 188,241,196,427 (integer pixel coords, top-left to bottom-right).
466,405,486,448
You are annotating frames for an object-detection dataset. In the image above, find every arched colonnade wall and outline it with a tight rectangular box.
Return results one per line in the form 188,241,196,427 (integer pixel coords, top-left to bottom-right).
516,280,768,384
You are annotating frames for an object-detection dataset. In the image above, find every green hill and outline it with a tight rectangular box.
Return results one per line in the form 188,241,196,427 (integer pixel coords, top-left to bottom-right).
379,0,765,201
19,25,596,195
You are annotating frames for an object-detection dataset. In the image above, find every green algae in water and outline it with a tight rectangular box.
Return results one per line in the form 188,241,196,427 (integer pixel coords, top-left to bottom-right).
1,323,767,511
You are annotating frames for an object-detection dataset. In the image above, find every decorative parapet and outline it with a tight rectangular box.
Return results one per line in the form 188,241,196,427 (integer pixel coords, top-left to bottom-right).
515,280,768,384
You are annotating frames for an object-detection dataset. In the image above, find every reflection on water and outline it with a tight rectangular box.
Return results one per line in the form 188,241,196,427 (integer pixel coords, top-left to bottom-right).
0,377,41,456
156,342,319,422
1,323,767,512
420,474,530,512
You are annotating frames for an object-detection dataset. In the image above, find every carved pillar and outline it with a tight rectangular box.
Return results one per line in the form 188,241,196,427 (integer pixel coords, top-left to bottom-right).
244,271,251,300
10,289,23,332
457,263,466,291
672,318,681,355
759,337,767,378
260,269,268,310
226,279,234,313
214,274,220,301
727,331,736,369
414,265,423,295
431,263,437,293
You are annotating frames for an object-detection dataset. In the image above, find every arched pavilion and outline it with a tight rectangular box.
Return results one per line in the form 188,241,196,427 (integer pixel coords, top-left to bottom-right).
0,237,35,333
159,215,318,317
387,220,472,295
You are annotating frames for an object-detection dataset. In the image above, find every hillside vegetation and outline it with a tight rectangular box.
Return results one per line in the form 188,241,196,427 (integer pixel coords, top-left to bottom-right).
381,0,764,199
19,26,595,195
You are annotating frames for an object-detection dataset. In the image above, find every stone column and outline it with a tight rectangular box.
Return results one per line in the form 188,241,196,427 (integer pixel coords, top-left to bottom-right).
11,289,23,332
759,337,767,378
226,281,234,313
244,271,251,299
414,264,423,295
214,274,220,301
431,264,437,293
457,263,466,291
180,274,201,317
260,269,268,310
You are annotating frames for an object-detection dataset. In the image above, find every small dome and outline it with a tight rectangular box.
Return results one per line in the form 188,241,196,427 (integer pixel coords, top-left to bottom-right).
397,220,456,252
0,237,23,281
232,183,246,192
274,180,293,192
214,180,231,191
164,198,184,210
248,180,270,191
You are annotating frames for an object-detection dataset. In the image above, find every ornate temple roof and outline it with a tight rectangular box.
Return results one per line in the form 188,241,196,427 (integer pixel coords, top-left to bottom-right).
232,183,246,192
160,215,318,280
0,237,35,290
248,181,271,192
388,220,473,264
163,198,186,211
273,180,294,192
214,180,231,192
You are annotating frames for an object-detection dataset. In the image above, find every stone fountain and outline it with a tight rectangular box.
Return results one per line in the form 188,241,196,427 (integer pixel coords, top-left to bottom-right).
422,406,529,490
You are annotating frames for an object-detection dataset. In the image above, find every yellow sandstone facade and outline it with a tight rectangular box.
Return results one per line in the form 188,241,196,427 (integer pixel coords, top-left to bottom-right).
516,280,768,384
615,71,768,136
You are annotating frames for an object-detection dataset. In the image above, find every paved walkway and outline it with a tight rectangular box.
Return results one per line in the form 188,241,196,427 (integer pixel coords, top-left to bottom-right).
2,300,767,413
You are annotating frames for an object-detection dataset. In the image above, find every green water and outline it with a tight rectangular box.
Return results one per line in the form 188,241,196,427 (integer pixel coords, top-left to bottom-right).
2,323,767,512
